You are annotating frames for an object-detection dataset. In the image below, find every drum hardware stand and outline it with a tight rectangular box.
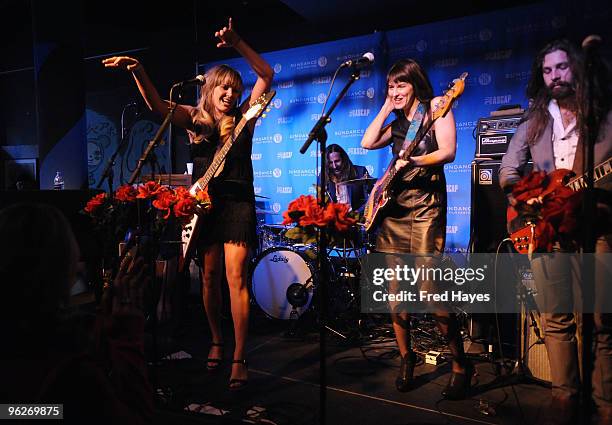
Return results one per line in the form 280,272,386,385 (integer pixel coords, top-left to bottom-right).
300,65,362,425
285,281,310,338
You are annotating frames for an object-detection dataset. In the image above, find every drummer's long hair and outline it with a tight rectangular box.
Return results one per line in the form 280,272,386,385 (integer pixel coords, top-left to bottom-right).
326,144,356,183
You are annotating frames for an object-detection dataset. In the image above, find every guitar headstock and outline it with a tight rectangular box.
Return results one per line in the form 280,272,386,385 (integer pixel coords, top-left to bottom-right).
432,72,468,120
244,90,276,121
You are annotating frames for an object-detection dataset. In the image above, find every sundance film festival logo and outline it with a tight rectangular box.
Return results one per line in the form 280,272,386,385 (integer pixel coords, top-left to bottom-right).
479,168,493,185
273,98,283,109
273,133,283,144
273,168,282,178
272,202,282,213
416,40,428,52
289,132,309,141
253,135,275,144
434,58,459,68
289,169,316,177
290,59,319,70
251,153,262,161
276,151,293,160
439,33,478,47
366,88,375,99
254,170,273,178
456,120,477,131
334,129,365,138
445,163,471,173
479,28,493,41
318,56,328,67
277,186,293,194
289,96,318,105
317,93,327,104
448,206,471,215
273,63,282,74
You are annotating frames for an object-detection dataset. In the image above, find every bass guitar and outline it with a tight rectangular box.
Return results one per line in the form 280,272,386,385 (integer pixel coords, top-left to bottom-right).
508,157,612,254
178,90,275,271
363,73,467,232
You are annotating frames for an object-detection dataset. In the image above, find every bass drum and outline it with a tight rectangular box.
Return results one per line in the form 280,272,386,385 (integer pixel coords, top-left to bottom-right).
250,247,316,320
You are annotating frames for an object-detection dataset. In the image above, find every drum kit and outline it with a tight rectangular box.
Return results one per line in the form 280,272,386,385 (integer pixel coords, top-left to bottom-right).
250,179,376,337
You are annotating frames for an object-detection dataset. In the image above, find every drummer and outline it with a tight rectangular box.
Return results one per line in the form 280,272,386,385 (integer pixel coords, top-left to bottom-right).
325,144,372,212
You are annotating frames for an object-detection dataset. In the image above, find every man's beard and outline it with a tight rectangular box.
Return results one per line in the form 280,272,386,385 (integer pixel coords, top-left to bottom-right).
548,82,575,100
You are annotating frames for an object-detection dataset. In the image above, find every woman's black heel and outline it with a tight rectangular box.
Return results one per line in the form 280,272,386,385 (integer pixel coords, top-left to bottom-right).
395,351,417,392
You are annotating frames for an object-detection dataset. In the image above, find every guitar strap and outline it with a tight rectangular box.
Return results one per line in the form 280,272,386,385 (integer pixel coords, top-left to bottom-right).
399,102,427,153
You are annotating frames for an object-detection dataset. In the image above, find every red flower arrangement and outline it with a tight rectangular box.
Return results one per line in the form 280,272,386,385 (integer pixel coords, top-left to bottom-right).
281,194,358,247
83,182,212,259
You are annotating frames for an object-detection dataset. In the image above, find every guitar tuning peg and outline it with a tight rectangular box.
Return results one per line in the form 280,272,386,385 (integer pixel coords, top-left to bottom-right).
262,114,267,118
266,108,271,112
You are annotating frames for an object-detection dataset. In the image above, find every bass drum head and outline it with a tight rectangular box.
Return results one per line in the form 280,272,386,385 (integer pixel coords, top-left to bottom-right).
250,247,315,320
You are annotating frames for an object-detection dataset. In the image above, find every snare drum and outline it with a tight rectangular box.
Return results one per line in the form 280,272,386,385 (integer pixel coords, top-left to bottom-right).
250,247,316,320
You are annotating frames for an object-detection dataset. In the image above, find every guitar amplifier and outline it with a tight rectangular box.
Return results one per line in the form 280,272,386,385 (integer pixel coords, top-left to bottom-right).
476,114,523,158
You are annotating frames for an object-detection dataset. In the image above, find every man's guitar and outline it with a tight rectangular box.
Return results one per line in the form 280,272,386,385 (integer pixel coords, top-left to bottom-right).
178,91,275,271
363,73,467,232
509,157,612,254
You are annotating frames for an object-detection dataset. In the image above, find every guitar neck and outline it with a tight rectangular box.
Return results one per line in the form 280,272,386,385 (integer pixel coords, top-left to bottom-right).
194,116,247,190
566,157,612,191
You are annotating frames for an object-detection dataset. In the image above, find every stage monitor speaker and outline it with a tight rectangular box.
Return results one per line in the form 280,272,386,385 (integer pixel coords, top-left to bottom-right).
521,308,551,383
470,159,532,253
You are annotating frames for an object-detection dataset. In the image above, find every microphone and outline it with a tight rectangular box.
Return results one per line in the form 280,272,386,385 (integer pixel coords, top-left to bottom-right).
172,74,206,88
340,52,375,70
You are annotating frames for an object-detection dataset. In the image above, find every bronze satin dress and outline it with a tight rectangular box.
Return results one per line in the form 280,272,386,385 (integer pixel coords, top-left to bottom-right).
375,112,447,254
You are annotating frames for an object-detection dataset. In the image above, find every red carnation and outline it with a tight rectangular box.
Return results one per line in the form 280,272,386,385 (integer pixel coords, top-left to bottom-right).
114,184,137,202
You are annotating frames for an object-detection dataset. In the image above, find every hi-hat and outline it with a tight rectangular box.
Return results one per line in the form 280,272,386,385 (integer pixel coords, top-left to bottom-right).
336,177,377,186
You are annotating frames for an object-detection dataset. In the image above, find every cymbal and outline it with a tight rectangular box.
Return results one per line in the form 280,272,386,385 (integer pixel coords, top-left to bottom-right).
255,194,270,199
336,177,377,186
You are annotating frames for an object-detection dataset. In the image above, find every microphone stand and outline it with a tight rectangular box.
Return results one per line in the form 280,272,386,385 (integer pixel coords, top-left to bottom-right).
97,103,137,192
300,68,362,425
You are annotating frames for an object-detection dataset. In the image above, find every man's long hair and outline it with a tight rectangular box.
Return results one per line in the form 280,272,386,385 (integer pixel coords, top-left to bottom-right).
326,143,356,183
525,39,584,145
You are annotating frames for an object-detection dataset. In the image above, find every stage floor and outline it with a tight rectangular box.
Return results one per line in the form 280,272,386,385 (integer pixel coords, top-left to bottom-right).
146,297,551,425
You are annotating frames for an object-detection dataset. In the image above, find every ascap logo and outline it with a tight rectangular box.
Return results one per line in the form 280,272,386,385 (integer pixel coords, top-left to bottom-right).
365,165,375,176
277,186,293,194
416,40,428,52
270,254,289,263
273,63,282,74
444,164,471,173
334,129,365,138
317,93,327,104
446,184,459,193
479,168,493,185
348,147,368,155
273,98,283,109
479,28,493,41
311,113,322,121
273,168,282,178
484,49,513,61
289,169,316,177
318,56,328,67
478,73,492,86
446,225,459,234
312,76,332,85
276,151,293,160
273,133,283,144
448,206,471,215
251,153,262,160
289,132,309,141
434,58,459,68
277,116,293,125
272,202,282,213
366,87,375,99
348,108,371,117
254,186,262,194
484,95,512,105
277,80,294,89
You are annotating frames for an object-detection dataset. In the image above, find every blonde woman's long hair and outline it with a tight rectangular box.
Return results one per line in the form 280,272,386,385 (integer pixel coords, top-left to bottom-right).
194,64,244,144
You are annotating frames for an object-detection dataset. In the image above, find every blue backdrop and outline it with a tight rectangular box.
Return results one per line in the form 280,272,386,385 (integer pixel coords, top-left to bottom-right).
88,0,611,252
